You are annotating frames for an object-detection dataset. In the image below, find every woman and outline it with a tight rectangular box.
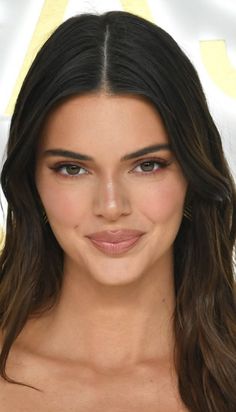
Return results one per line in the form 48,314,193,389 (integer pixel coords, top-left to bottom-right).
0,10,235,412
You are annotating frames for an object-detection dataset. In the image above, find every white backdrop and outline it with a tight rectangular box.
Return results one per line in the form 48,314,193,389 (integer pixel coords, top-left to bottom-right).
0,0,235,226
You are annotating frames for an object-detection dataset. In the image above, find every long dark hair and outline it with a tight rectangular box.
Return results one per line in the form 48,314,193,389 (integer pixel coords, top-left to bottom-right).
0,11,235,411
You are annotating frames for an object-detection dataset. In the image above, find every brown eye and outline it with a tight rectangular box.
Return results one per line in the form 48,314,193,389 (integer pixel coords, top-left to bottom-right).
65,165,81,175
51,163,88,176
133,159,168,174
139,161,156,172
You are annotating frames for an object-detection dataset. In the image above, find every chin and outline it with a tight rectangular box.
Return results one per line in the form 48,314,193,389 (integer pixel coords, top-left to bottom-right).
89,268,144,287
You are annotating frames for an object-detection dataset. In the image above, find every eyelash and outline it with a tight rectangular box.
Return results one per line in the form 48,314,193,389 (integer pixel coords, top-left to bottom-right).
50,158,171,178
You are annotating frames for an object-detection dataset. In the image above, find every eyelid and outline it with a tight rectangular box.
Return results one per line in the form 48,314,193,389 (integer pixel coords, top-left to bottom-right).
49,155,170,166
132,156,172,169
132,156,170,165
49,160,87,168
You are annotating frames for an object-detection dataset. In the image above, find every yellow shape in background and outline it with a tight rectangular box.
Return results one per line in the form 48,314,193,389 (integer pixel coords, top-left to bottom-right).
5,0,69,116
0,227,5,251
120,0,154,23
200,40,236,99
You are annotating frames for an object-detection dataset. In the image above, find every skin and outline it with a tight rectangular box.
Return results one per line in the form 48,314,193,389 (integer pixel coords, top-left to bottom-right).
0,92,189,411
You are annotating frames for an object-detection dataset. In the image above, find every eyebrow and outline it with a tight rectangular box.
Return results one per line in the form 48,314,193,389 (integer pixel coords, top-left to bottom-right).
43,143,172,162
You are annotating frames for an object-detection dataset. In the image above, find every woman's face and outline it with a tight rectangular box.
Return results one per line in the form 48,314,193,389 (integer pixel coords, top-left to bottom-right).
35,93,187,285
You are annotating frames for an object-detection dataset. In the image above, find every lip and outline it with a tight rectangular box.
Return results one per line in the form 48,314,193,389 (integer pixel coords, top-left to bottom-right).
87,236,143,255
85,229,145,255
86,229,145,243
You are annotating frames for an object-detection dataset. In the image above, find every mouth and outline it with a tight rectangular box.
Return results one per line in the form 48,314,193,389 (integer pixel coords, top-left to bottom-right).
87,235,143,255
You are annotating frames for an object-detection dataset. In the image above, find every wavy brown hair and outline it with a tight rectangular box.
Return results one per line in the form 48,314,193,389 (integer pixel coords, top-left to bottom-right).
0,11,235,411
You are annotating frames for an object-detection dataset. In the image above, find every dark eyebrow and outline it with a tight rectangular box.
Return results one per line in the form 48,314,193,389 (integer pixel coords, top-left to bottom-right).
43,143,172,162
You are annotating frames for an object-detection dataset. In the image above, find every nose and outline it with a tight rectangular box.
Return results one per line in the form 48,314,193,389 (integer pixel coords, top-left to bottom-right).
93,177,132,221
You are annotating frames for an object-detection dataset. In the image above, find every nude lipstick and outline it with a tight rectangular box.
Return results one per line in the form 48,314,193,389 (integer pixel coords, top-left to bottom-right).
86,229,145,255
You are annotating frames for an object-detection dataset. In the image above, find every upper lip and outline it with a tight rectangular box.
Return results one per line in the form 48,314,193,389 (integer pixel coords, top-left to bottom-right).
86,229,145,243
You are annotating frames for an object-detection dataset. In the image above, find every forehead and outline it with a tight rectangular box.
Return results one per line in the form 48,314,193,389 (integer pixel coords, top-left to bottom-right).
39,93,170,153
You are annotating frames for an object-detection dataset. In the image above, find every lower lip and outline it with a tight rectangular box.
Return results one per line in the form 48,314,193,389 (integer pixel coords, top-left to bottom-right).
87,236,142,255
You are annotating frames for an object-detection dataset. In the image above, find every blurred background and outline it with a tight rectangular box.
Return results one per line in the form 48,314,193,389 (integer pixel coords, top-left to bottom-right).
0,0,235,227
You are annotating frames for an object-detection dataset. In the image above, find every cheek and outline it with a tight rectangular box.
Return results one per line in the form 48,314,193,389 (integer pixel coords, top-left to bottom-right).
37,181,90,226
135,179,186,223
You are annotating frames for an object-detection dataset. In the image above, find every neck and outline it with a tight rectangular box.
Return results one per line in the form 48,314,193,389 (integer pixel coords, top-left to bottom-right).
17,253,176,374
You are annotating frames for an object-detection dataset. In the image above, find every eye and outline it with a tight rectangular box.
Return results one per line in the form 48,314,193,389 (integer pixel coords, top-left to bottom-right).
132,159,169,174
52,163,88,176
